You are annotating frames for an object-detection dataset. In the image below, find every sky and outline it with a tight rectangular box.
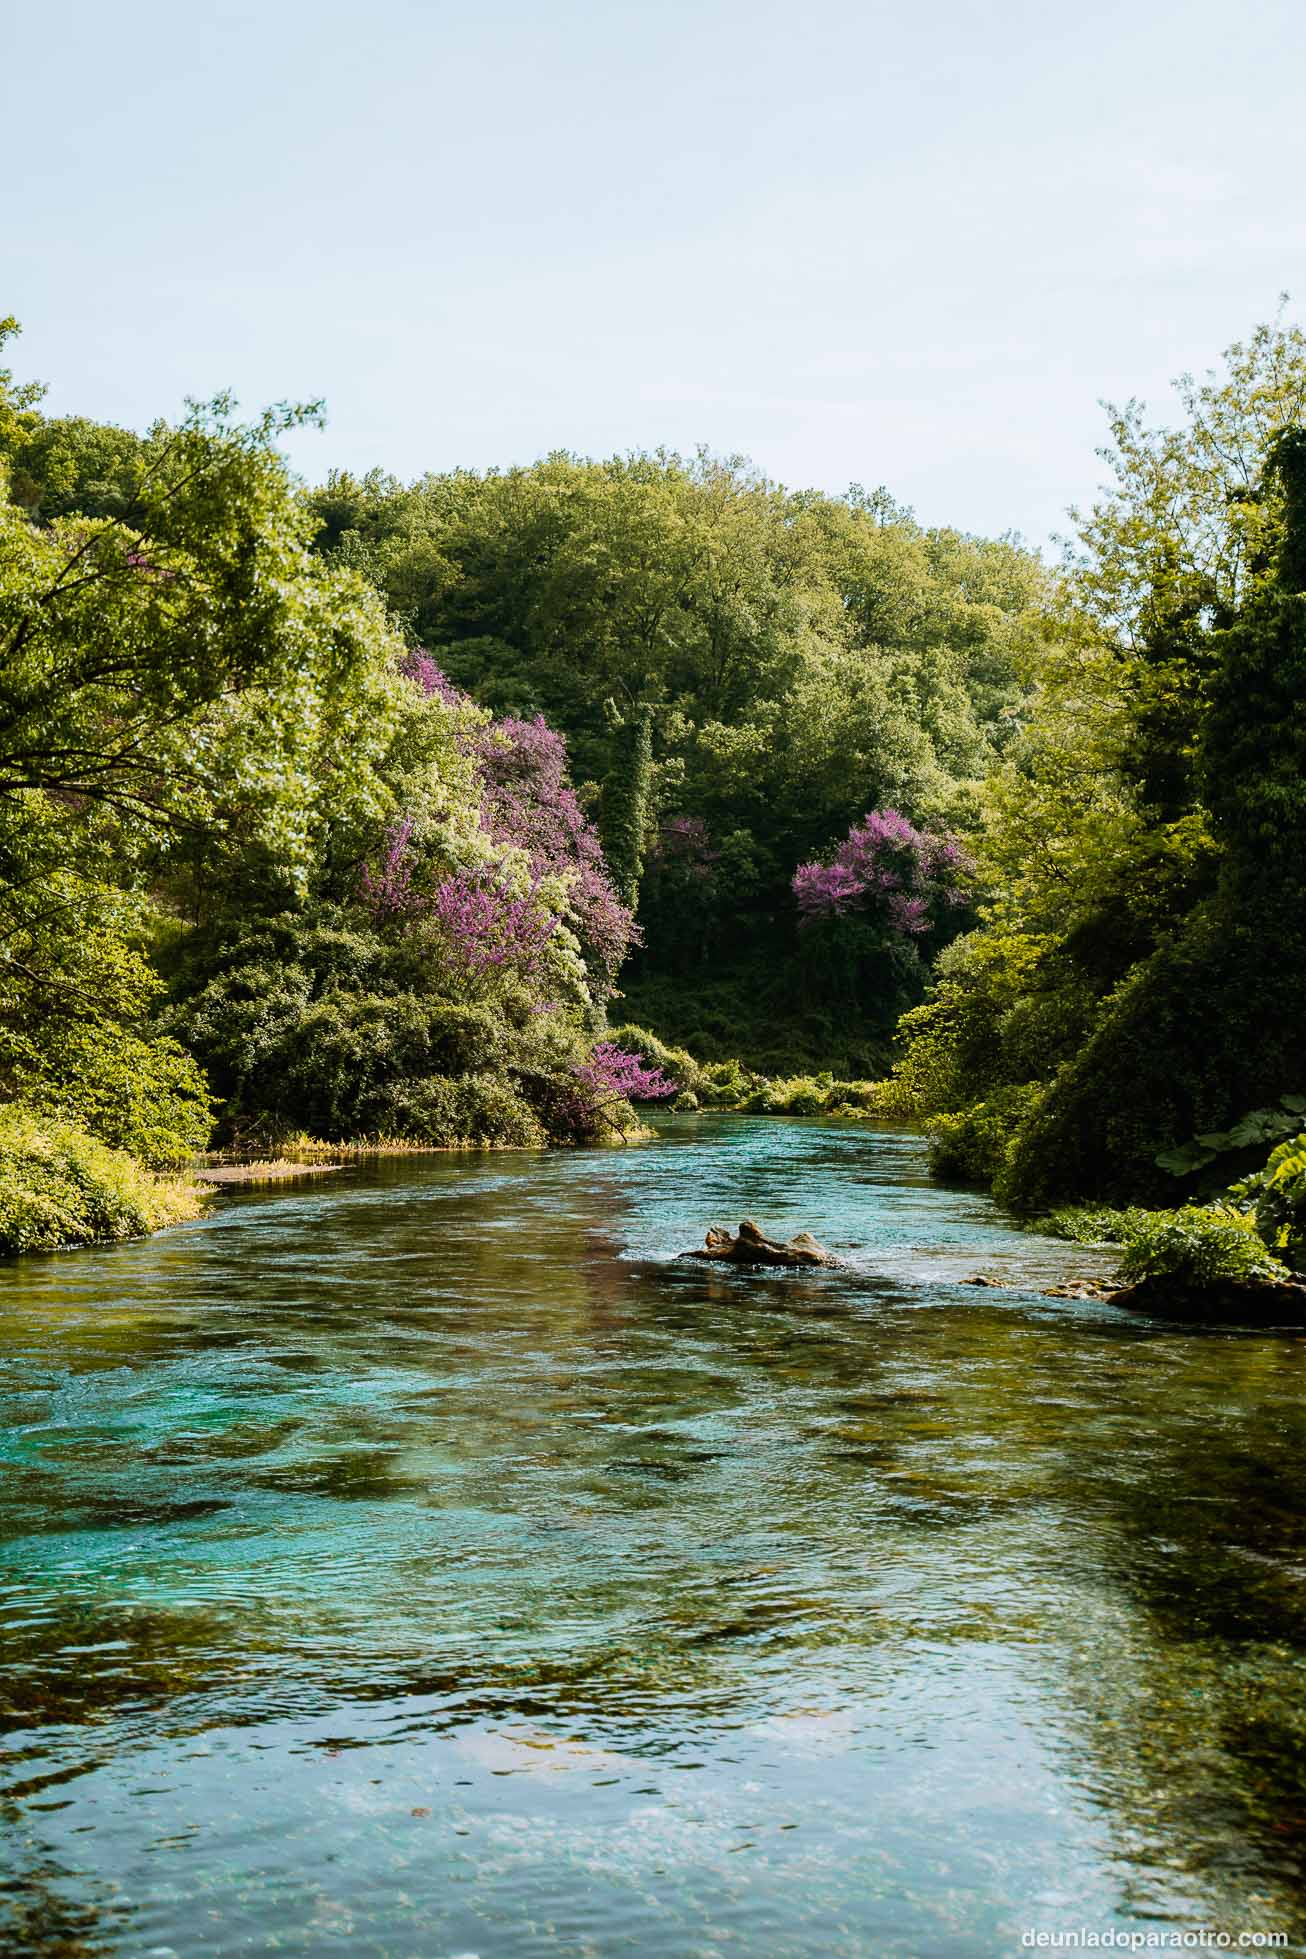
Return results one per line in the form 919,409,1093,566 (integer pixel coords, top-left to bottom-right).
4,0,1306,550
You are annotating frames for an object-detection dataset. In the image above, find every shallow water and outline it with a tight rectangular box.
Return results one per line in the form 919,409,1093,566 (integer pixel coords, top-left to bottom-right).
2,1115,1304,1957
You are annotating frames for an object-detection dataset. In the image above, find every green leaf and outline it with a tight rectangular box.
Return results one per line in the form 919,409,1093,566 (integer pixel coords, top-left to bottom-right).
1156,1141,1217,1174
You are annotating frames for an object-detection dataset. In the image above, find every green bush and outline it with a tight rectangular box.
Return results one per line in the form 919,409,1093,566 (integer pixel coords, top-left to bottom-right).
170,917,593,1147
0,1106,206,1256
370,1073,545,1148
1045,1204,1162,1246
775,1077,829,1116
1115,1205,1290,1287
929,1084,1044,1185
698,1059,757,1106
18,1026,213,1168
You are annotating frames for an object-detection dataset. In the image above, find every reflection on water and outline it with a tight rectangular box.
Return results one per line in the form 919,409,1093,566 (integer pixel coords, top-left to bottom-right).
1,1116,1304,1956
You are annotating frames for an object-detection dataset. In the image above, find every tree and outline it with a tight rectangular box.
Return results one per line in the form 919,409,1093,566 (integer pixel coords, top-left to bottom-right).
602,704,653,909
0,397,405,873
893,311,1306,1204
0,335,413,1158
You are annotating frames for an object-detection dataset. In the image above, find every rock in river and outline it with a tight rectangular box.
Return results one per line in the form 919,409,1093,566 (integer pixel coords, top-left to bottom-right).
681,1219,838,1267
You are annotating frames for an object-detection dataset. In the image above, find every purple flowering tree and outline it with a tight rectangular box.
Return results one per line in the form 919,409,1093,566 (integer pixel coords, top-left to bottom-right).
575,1042,679,1110
432,870,560,981
792,809,970,937
360,817,419,923
361,673,635,1004
475,715,636,986
399,649,465,706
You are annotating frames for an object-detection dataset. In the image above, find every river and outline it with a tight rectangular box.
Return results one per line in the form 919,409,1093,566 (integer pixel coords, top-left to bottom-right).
2,1116,1304,1956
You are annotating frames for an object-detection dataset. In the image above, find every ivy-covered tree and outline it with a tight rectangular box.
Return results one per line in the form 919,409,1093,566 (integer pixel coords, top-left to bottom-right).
601,704,653,910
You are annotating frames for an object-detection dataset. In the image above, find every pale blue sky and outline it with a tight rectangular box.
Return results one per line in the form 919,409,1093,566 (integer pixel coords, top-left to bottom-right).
5,0,1305,547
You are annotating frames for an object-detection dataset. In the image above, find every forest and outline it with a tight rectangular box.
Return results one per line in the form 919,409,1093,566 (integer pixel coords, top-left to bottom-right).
2,310,1305,1294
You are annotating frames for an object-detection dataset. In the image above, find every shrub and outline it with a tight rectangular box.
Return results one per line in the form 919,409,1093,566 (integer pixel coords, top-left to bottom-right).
1115,1206,1290,1287
929,1084,1044,1185
18,1025,213,1168
751,1076,828,1115
0,1106,206,1256
369,1073,545,1148
1045,1204,1162,1246
170,921,586,1146
698,1059,756,1107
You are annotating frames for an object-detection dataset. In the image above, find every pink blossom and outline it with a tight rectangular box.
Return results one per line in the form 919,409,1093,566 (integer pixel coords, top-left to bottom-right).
792,809,972,936
433,870,560,980
360,818,418,922
575,1043,679,1104
400,650,464,704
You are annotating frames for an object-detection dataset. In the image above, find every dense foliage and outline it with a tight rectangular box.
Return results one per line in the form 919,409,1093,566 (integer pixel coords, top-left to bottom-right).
1049,1118,1306,1291
0,1106,205,1256
0,320,651,1248
893,316,1306,1212
305,453,1038,1066
4,304,1305,1275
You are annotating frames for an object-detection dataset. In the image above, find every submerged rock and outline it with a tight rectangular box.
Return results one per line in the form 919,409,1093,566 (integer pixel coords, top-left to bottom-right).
959,1271,1306,1320
681,1219,838,1267
963,1273,1112,1298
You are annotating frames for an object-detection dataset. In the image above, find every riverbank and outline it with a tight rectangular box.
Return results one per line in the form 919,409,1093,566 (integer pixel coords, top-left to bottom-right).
0,1105,210,1257
1,1115,666,1258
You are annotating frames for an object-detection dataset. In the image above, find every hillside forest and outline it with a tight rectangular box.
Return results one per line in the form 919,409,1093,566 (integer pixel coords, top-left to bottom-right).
2,310,1305,1284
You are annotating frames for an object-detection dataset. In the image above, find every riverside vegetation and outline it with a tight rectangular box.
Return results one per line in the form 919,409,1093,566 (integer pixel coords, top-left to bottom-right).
1,309,1305,1298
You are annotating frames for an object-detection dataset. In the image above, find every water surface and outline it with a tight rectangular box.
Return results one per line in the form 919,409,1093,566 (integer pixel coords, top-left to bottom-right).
2,1117,1304,1955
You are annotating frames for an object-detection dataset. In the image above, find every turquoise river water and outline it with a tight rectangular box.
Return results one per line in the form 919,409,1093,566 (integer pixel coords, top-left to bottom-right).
2,1115,1305,1956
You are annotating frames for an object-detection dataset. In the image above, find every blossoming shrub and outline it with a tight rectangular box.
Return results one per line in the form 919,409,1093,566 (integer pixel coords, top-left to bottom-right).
575,1043,679,1105
788,809,973,1018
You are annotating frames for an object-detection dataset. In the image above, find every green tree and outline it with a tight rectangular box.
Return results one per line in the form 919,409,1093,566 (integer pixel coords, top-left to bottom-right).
894,311,1306,1205
0,333,412,1160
